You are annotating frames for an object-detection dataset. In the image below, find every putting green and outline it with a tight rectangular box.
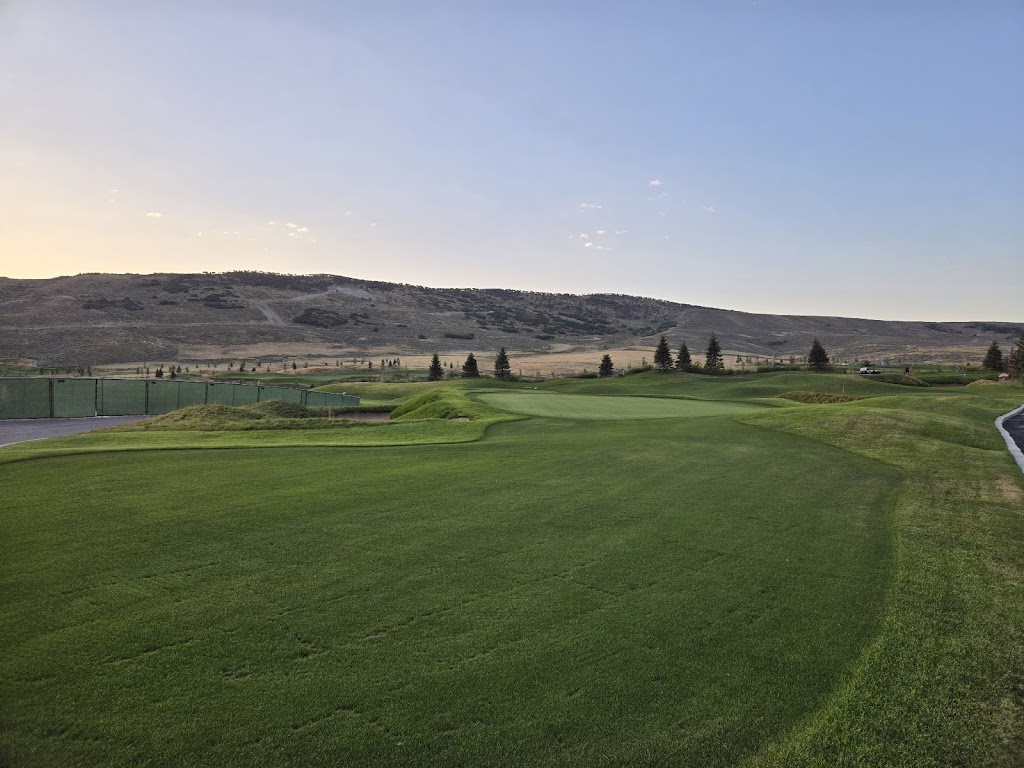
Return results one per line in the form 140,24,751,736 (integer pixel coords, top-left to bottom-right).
478,392,763,420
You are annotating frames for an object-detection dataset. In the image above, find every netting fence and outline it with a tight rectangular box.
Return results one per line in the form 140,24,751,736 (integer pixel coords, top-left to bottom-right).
0,378,359,419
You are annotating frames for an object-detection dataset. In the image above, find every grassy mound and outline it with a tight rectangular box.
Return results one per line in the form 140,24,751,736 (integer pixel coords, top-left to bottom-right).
390,389,513,422
109,402,371,432
776,391,866,404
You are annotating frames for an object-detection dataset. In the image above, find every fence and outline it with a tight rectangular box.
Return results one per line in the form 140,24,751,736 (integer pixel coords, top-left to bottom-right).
0,378,359,419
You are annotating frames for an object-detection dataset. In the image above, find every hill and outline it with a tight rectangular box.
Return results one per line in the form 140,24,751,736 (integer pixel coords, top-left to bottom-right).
0,271,1019,365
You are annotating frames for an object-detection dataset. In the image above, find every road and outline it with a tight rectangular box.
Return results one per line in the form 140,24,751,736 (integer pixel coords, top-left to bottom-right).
0,416,149,448
1004,411,1024,452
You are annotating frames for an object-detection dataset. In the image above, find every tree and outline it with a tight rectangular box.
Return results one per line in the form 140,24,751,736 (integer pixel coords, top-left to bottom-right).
808,338,831,371
495,347,511,379
599,354,614,377
982,341,1004,372
462,352,480,378
653,335,673,370
428,353,444,381
676,342,692,371
704,334,723,372
1007,345,1022,379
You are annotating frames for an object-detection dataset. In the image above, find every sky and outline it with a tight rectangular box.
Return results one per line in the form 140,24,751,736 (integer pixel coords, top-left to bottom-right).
1,1,1021,321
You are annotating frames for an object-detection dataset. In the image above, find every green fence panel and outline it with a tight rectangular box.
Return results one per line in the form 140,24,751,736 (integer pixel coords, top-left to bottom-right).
259,386,303,404
205,383,235,406
230,385,259,406
177,381,208,409
53,378,96,417
304,391,330,408
146,381,180,414
0,377,357,419
98,379,146,416
0,378,50,418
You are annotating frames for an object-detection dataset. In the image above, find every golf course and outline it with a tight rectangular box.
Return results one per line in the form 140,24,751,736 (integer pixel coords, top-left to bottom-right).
2,371,1022,767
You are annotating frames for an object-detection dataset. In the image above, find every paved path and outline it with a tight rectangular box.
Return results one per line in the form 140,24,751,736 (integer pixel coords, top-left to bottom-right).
1003,411,1024,450
996,405,1024,476
0,416,149,448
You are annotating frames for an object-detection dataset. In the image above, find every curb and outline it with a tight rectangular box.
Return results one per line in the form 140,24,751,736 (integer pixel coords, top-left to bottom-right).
995,404,1024,476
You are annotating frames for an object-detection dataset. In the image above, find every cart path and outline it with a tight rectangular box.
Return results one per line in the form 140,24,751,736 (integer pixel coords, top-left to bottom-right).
0,417,149,448
996,406,1024,476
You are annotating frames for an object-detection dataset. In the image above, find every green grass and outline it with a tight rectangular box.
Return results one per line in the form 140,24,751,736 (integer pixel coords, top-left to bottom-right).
0,419,896,767
478,392,766,419
1,371,1022,766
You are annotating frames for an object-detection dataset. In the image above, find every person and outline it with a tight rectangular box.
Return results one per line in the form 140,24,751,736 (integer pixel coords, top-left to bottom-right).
904,367,911,375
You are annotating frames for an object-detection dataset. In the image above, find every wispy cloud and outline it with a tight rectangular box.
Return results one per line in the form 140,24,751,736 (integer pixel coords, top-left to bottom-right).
614,230,629,235
584,242,612,251
578,202,602,210
145,211,162,218
702,205,718,214
648,179,663,187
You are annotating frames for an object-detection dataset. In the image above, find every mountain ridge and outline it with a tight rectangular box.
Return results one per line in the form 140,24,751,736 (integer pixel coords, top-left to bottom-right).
0,271,1019,365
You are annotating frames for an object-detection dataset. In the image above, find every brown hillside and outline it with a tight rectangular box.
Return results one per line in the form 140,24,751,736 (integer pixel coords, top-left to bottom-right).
0,272,1018,365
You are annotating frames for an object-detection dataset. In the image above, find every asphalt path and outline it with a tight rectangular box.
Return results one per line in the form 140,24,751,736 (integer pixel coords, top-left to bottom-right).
0,416,149,448
1004,412,1024,445
1005,412,1024,453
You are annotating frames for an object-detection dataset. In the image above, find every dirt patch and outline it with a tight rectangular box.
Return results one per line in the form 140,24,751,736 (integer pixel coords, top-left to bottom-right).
998,476,1023,502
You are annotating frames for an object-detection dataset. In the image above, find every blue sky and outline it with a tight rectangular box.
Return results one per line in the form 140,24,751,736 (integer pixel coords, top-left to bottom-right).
1,1,1021,320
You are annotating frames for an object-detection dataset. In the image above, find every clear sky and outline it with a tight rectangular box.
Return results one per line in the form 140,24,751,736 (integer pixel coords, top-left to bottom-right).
1,1,1021,321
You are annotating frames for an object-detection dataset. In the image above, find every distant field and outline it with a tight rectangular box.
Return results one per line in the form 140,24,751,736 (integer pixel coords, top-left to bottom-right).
1,372,1022,766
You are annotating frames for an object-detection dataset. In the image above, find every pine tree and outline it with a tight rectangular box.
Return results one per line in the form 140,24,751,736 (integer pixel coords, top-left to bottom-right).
676,342,691,371
428,353,443,381
462,353,480,378
653,335,673,370
982,341,1004,372
808,338,830,371
704,334,723,372
599,354,614,377
1007,345,1022,379
494,348,511,379
1008,331,1024,379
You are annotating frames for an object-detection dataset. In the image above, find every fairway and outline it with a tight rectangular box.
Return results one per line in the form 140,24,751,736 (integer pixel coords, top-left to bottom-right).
1,416,894,767
478,392,763,419
2,373,1023,767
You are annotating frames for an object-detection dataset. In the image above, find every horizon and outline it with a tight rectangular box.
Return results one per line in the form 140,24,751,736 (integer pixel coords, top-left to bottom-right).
1,2,1022,322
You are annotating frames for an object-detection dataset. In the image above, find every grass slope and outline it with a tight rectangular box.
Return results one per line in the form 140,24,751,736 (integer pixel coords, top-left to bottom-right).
1,371,1021,766
1,418,896,767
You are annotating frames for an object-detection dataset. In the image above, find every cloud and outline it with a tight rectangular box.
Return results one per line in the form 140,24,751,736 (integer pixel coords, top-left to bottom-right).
648,179,663,187
297,226,309,233
145,211,162,218
702,205,718,214
286,222,299,229
596,229,606,234
584,242,612,251
578,202,602,209
614,230,629,235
